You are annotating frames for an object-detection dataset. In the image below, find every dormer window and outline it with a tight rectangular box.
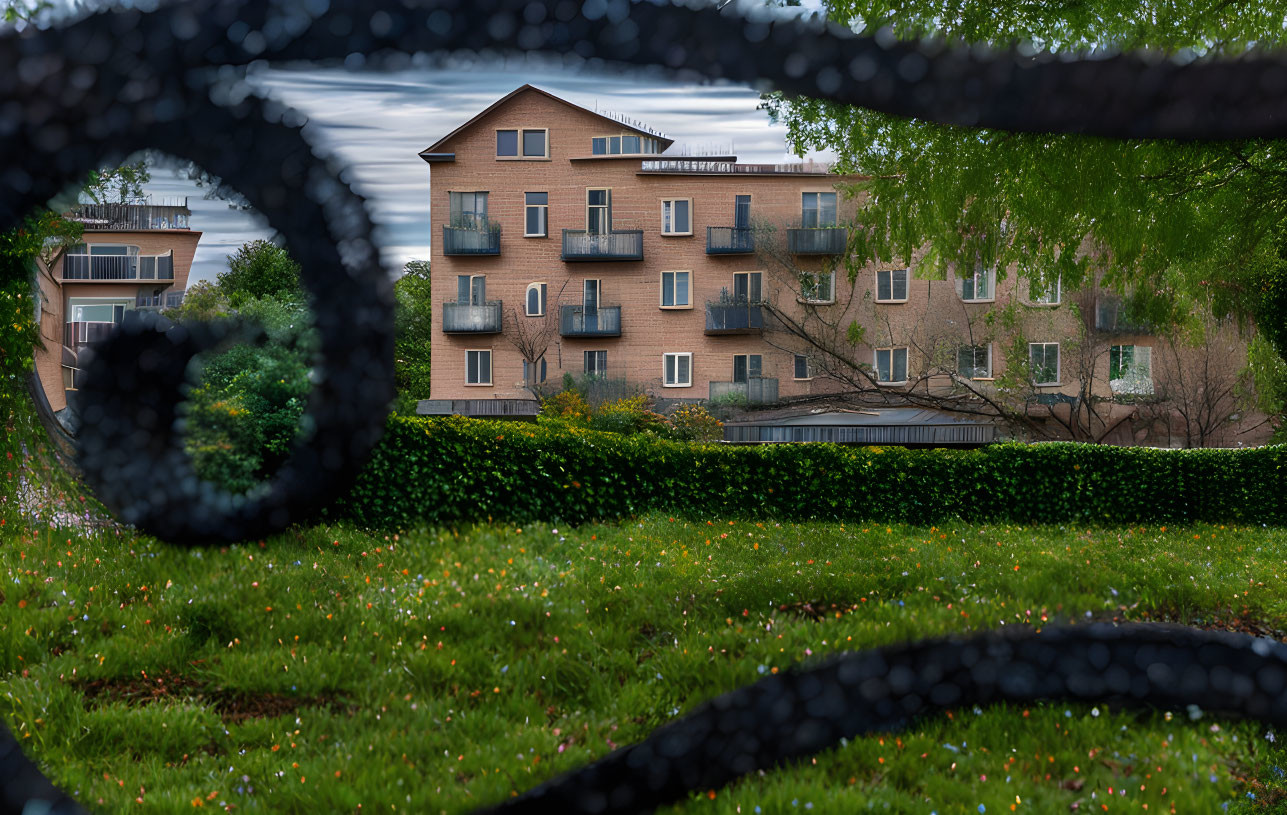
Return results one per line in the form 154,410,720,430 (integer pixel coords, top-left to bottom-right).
591,134,661,155
497,128,549,159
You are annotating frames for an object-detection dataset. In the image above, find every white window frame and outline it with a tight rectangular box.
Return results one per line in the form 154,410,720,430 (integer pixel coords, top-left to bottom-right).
591,134,661,155
525,282,547,317
793,354,813,381
874,346,909,385
524,192,549,237
663,352,693,388
958,266,995,303
659,270,692,310
1029,342,1061,386
584,350,608,377
875,269,908,303
798,268,836,304
800,191,838,228
956,343,993,380
1029,273,1061,306
496,128,549,160
465,349,493,386
1109,344,1154,395
660,198,693,236
731,353,763,383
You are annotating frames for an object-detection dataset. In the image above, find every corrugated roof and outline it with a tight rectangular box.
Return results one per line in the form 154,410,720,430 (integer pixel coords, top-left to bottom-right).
723,408,997,445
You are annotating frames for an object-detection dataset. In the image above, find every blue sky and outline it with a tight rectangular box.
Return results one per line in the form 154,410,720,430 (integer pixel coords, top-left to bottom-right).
137,62,832,285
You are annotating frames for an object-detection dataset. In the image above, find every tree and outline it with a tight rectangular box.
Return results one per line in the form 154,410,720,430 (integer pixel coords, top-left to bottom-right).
762,0,1287,439
216,239,302,307
504,280,567,398
393,259,432,411
81,161,151,204
2,0,51,24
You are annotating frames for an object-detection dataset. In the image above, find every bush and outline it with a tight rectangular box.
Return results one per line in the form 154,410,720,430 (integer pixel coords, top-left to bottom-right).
670,403,723,442
541,390,591,423
336,416,1287,530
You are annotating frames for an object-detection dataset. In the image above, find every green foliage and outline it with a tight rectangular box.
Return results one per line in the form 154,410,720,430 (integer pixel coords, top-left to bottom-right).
668,403,724,442
393,260,432,410
215,240,303,308
338,417,1287,530
81,160,150,205
541,390,592,422
2,0,51,23
164,280,229,323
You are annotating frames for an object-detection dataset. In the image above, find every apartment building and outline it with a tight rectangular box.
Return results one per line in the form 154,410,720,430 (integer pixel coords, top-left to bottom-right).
420,86,1267,447
33,198,200,424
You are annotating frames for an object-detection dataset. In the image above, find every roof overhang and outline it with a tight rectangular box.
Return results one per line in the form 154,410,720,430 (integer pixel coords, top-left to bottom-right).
418,151,456,164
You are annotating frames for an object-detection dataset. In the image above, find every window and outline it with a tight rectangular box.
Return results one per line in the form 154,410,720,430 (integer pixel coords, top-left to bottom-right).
793,354,812,380
525,282,547,317
523,358,547,386
876,269,908,302
456,275,486,305
959,266,994,301
801,192,838,227
661,198,692,236
799,269,835,303
465,350,492,385
1029,342,1060,385
875,347,909,384
69,299,128,324
449,191,488,226
587,189,611,233
497,128,548,158
1030,273,1061,305
663,352,692,387
660,271,691,308
1109,345,1153,395
732,271,762,303
732,354,762,383
734,195,751,229
584,350,608,377
592,134,661,155
524,192,548,237
957,344,992,379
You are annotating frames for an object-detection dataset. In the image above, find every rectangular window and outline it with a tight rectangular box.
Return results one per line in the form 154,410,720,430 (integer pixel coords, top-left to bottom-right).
587,189,611,233
875,347,909,384
956,344,992,379
876,269,908,302
661,199,692,235
732,271,762,303
1030,273,1061,305
593,134,658,155
525,282,547,317
591,137,607,154
497,128,546,158
660,271,691,308
456,274,486,305
496,130,518,157
800,269,835,303
801,192,838,228
793,354,812,380
584,350,607,377
734,195,751,229
1109,345,1153,395
524,192,548,237
960,266,994,301
732,354,762,383
1029,342,1060,385
663,352,692,387
466,350,492,385
522,129,548,157
449,191,488,226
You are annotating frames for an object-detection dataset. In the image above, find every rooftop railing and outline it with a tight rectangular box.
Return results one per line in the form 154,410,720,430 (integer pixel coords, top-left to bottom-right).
65,200,191,230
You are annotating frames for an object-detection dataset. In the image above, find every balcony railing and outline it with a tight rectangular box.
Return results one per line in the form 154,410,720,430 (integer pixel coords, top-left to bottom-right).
706,226,756,254
64,320,116,348
705,302,764,335
709,377,780,405
559,305,622,337
62,252,174,281
136,293,163,308
65,200,191,230
787,226,848,255
442,301,503,333
442,223,501,256
561,230,644,261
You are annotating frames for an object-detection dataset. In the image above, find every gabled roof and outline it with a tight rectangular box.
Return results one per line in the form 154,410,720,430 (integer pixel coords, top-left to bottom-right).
418,84,674,160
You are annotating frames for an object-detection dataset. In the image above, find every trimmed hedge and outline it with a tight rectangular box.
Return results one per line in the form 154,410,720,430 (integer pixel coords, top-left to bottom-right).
336,416,1287,529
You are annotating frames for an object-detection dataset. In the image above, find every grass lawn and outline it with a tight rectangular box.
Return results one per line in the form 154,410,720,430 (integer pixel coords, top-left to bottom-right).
5,516,1287,813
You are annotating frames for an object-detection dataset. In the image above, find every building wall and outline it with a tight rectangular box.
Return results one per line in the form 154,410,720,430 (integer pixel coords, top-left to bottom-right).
32,255,65,412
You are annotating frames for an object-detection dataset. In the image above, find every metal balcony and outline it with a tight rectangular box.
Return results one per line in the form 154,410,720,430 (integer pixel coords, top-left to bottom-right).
442,223,501,256
787,227,847,255
62,253,173,281
705,302,764,335
708,377,780,405
706,226,755,254
559,305,622,337
442,301,503,334
65,200,191,230
561,230,644,261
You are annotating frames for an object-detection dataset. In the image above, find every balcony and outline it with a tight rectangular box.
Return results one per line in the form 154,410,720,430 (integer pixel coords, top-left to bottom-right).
559,305,622,338
65,199,191,230
442,223,501,256
787,226,847,255
705,302,764,335
442,301,503,334
706,226,755,255
709,377,779,405
136,290,187,310
64,320,116,348
62,252,174,282
561,230,644,262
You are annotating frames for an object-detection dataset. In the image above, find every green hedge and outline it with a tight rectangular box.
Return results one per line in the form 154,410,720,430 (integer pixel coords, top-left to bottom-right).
336,416,1287,529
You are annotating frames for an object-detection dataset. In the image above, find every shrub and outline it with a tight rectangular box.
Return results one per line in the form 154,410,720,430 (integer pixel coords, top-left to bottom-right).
670,403,723,442
541,390,592,423
589,395,653,435
336,416,1287,530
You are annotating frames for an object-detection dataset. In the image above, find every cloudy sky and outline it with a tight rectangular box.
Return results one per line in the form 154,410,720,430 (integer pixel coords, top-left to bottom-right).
135,62,831,285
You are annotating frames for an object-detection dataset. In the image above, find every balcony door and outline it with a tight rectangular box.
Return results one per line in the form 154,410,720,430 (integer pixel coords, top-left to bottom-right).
457,274,485,305
587,189,611,234
582,279,600,332
734,195,751,229
732,271,762,304
449,191,488,227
